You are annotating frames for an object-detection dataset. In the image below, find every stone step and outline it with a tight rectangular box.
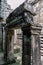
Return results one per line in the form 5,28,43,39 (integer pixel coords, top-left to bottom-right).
40,34,43,38
41,52,43,56
40,33,43,57
40,50,43,52
40,36,43,38
40,41,43,44
40,39,43,41
41,52,43,54
40,38,43,42
40,46,43,48
40,44,43,46
40,36,43,37
41,54,43,56
40,48,43,50
40,33,43,35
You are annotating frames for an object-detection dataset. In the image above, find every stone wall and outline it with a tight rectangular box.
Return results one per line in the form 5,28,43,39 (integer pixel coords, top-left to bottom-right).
33,0,43,23
33,0,43,64
0,0,13,19
0,0,13,52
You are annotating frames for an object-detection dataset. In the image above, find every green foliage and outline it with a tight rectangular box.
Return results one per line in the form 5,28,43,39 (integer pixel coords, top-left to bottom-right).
14,48,20,54
8,62,22,65
0,49,3,53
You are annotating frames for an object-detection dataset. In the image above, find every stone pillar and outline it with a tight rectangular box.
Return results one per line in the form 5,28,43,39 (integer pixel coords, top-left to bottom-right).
0,22,3,51
22,25,31,65
31,23,42,65
4,27,8,64
7,29,14,61
3,26,5,51
4,27,15,64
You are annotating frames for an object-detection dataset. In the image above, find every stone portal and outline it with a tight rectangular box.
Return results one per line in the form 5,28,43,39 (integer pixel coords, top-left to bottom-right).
4,0,42,65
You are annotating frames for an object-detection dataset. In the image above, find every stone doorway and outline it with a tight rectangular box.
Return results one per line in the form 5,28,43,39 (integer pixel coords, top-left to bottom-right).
3,1,42,65
8,28,23,65
4,24,31,65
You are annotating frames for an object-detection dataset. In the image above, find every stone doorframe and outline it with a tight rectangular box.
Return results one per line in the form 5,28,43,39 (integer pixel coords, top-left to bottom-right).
4,22,42,65
4,23,31,65
4,1,42,65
